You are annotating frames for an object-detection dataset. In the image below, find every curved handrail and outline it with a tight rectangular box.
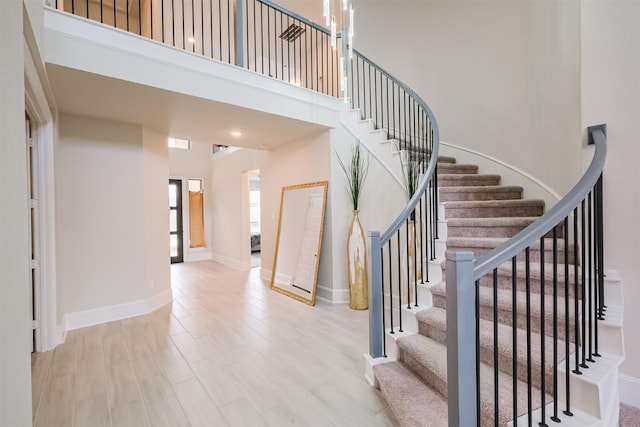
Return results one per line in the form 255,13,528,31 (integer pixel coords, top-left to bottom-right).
255,0,334,35
474,126,607,278
351,48,440,244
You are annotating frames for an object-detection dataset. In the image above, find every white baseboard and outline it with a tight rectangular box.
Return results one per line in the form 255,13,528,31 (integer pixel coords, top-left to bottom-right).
619,374,640,408
212,253,250,270
185,250,212,262
260,268,272,282
316,285,349,304
65,288,173,331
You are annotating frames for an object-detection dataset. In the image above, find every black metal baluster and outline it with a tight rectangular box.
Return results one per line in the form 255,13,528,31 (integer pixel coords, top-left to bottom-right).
200,0,203,55
252,1,256,71
493,269,499,426
512,256,518,425
526,248,533,427
587,192,595,363
208,0,213,58
563,216,573,416
191,0,195,52
267,7,271,77
476,279,481,426
259,3,263,73
226,0,229,62
389,239,394,334
572,207,582,376
391,81,395,139
126,0,129,30
539,236,548,427
397,231,403,332
597,175,606,319
405,219,410,310
171,0,175,47
551,228,560,422
580,199,588,369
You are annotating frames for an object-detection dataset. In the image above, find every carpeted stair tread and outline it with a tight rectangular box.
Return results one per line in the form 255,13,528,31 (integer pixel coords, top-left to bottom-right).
430,282,577,342
446,236,572,262
446,217,537,238
373,361,448,427
415,308,568,393
437,163,479,174
437,155,456,164
439,174,501,187
439,185,523,202
476,261,580,297
443,199,545,218
396,333,549,426
446,217,563,238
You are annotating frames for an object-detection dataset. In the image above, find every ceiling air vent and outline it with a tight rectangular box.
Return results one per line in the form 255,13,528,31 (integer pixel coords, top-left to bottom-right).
279,24,306,42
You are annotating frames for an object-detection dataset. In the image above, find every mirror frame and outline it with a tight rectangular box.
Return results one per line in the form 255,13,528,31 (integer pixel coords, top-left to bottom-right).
270,181,328,306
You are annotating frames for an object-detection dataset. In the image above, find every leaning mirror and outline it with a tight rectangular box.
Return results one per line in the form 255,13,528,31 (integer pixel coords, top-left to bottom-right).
271,181,328,306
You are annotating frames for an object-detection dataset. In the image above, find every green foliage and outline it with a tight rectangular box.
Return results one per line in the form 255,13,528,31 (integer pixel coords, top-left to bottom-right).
335,142,370,210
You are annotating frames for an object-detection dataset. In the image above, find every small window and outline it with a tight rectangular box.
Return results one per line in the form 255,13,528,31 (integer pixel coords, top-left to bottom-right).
188,179,202,192
168,138,190,150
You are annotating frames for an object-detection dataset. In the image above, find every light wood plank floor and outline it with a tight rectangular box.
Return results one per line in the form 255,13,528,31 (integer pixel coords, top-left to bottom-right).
32,261,398,427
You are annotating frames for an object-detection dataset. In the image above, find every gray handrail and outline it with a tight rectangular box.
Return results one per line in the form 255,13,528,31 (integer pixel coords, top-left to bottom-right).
351,48,441,245
254,0,336,36
474,124,607,278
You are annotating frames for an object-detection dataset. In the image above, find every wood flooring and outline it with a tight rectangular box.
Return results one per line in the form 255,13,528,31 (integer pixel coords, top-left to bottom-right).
31,261,397,427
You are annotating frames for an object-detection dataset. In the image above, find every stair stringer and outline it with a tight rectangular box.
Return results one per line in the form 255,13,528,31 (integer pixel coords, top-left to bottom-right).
339,107,406,192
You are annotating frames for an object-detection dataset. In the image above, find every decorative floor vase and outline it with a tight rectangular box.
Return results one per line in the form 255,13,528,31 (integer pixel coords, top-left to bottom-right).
348,210,368,310
401,219,422,305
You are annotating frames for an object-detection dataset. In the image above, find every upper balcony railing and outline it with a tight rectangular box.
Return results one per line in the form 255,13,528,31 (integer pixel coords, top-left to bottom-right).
51,0,341,96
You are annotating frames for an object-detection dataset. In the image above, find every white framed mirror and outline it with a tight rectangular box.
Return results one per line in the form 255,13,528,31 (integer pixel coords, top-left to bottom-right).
270,181,328,306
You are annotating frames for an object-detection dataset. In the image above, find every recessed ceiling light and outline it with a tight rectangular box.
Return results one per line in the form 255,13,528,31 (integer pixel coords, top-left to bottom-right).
187,36,196,43
231,131,242,137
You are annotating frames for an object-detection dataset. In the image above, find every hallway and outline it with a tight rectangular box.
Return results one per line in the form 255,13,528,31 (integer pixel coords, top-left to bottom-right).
31,261,396,426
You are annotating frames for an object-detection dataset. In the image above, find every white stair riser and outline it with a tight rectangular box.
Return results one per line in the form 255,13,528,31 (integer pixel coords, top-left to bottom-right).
438,220,447,239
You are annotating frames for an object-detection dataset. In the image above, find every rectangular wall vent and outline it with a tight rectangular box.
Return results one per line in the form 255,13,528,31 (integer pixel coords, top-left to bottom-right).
280,24,306,42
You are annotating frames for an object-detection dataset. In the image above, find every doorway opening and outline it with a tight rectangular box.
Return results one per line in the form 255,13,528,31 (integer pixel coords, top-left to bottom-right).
249,171,261,268
169,179,184,263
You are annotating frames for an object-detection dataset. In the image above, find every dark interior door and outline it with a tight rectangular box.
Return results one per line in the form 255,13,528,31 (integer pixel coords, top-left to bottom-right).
169,179,183,263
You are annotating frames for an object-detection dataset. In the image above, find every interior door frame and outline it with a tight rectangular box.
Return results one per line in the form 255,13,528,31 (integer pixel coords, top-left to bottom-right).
169,179,184,263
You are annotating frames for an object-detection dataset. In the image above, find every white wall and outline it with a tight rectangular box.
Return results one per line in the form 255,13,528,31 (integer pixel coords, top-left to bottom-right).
261,133,333,298
210,148,269,269
143,126,171,298
169,139,213,261
329,124,408,303
0,1,33,424
581,0,640,392
57,113,171,327
210,133,334,296
353,0,583,197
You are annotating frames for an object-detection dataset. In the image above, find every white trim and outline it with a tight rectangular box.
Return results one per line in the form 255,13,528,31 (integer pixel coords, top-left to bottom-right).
364,353,390,387
315,285,349,304
339,109,405,192
211,253,251,271
260,267,273,282
65,288,173,331
185,249,212,262
440,140,562,204
24,36,61,351
619,374,640,408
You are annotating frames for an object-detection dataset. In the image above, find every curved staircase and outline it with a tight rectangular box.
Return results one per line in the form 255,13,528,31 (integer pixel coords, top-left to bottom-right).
372,154,623,426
